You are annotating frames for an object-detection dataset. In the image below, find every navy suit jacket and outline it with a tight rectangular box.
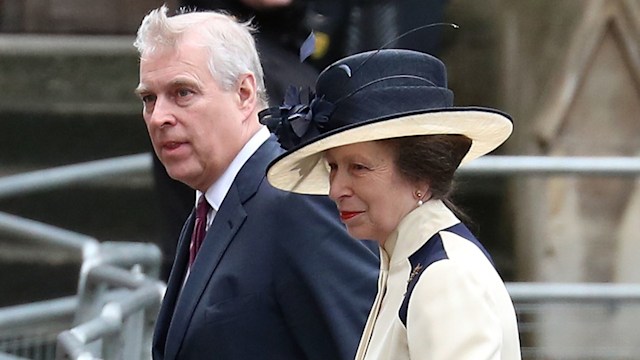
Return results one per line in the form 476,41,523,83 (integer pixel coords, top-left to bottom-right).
153,136,379,360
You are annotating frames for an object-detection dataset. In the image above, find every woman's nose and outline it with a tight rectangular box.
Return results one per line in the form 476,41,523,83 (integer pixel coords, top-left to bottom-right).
328,170,351,202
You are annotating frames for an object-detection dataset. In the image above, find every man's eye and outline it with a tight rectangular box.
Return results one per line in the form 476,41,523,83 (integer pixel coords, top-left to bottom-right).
177,89,192,97
141,95,155,104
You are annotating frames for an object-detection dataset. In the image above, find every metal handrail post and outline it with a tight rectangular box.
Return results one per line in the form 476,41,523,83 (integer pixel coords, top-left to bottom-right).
75,243,162,325
115,311,144,360
57,270,164,359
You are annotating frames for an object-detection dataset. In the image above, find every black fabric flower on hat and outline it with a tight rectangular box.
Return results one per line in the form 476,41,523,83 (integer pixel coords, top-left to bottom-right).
259,86,334,150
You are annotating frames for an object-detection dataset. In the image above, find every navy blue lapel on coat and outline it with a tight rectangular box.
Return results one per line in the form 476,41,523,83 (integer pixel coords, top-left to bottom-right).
162,137,282,360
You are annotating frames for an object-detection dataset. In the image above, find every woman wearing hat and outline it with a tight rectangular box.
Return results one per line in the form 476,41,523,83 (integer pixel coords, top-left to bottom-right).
260,49,521,359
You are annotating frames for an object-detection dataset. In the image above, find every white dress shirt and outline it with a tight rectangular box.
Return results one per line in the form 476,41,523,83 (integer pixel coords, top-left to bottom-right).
184,126,270,281
195,126,270,229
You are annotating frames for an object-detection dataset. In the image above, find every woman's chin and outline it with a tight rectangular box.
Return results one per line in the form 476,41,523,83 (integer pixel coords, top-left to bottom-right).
345,226,373,243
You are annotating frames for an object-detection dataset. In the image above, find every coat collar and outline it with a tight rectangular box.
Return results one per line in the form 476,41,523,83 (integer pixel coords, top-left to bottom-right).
382,199,460,266
162,137,283,359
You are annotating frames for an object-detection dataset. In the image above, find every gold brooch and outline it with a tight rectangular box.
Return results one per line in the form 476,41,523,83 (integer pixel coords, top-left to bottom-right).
407,263,423,284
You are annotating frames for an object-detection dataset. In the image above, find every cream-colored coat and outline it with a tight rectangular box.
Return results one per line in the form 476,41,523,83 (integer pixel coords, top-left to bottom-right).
355,200,521,360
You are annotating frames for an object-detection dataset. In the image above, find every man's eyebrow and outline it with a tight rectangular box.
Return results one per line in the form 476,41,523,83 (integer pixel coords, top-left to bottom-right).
170,77,199,89
133,77,200,98
134,84,148,98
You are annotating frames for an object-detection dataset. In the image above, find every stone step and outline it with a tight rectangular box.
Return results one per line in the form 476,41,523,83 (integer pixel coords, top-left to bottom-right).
0,35,168,308
0,35,139,116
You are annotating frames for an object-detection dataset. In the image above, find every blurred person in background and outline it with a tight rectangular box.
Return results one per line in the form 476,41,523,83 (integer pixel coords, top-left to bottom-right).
134,6,378,359
181,0,320,103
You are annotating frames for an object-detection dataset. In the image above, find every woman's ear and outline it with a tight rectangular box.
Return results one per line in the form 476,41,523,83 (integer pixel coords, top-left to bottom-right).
415,182,432,202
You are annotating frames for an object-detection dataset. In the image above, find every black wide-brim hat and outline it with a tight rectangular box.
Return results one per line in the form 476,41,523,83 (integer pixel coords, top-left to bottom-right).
260,49,512,195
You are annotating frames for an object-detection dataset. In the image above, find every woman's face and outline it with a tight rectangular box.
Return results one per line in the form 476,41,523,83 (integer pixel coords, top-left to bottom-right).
326,141,419,244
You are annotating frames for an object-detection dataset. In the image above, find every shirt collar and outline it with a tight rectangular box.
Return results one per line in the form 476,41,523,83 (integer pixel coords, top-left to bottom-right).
196,126,270,211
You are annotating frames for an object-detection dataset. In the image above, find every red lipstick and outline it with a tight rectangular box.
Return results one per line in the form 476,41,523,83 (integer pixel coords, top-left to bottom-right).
340,211,361,221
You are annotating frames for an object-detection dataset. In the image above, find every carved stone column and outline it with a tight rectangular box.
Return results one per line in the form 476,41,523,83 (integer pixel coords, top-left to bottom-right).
500,0,640,357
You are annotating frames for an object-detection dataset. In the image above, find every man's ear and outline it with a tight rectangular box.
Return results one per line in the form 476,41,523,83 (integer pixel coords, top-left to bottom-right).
236,73,257,114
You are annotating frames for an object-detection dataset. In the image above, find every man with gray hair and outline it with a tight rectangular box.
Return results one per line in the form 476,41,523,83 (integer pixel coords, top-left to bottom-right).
134,6,378,360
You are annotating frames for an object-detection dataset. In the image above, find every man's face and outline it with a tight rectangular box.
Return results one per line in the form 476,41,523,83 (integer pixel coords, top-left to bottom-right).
137,40,250,191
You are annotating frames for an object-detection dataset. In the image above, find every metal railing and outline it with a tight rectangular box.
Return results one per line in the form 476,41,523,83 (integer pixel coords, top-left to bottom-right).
57,265,163,360
2,154,639,202
0,212,164,359
0,153,151,200
0,154,163,360
507,283,640,359
465,155,640,359
1,153,640,359
460,155,640,177
508,282,640,302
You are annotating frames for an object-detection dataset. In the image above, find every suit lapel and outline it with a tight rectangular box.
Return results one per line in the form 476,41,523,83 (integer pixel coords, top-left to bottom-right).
163,137,281,359
154,211,194,359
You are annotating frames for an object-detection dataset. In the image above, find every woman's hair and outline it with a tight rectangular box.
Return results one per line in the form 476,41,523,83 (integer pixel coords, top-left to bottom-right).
133,5,268,108
381,134,472,216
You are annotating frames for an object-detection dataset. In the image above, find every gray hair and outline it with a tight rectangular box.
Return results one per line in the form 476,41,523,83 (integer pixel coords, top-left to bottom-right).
133,5,268,108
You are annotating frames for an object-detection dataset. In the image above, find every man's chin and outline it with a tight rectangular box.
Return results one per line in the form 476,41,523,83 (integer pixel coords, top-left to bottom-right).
165,166,192,185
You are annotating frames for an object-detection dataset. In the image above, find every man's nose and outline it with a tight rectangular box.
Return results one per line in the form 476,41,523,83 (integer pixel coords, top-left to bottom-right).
147,97,176,128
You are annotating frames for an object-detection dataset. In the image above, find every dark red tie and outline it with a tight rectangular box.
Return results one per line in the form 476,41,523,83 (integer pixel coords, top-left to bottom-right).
189,196,211,267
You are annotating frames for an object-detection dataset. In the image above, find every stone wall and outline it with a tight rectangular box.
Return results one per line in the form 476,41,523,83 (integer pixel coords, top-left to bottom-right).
500,0,640,357
1,0,177,34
